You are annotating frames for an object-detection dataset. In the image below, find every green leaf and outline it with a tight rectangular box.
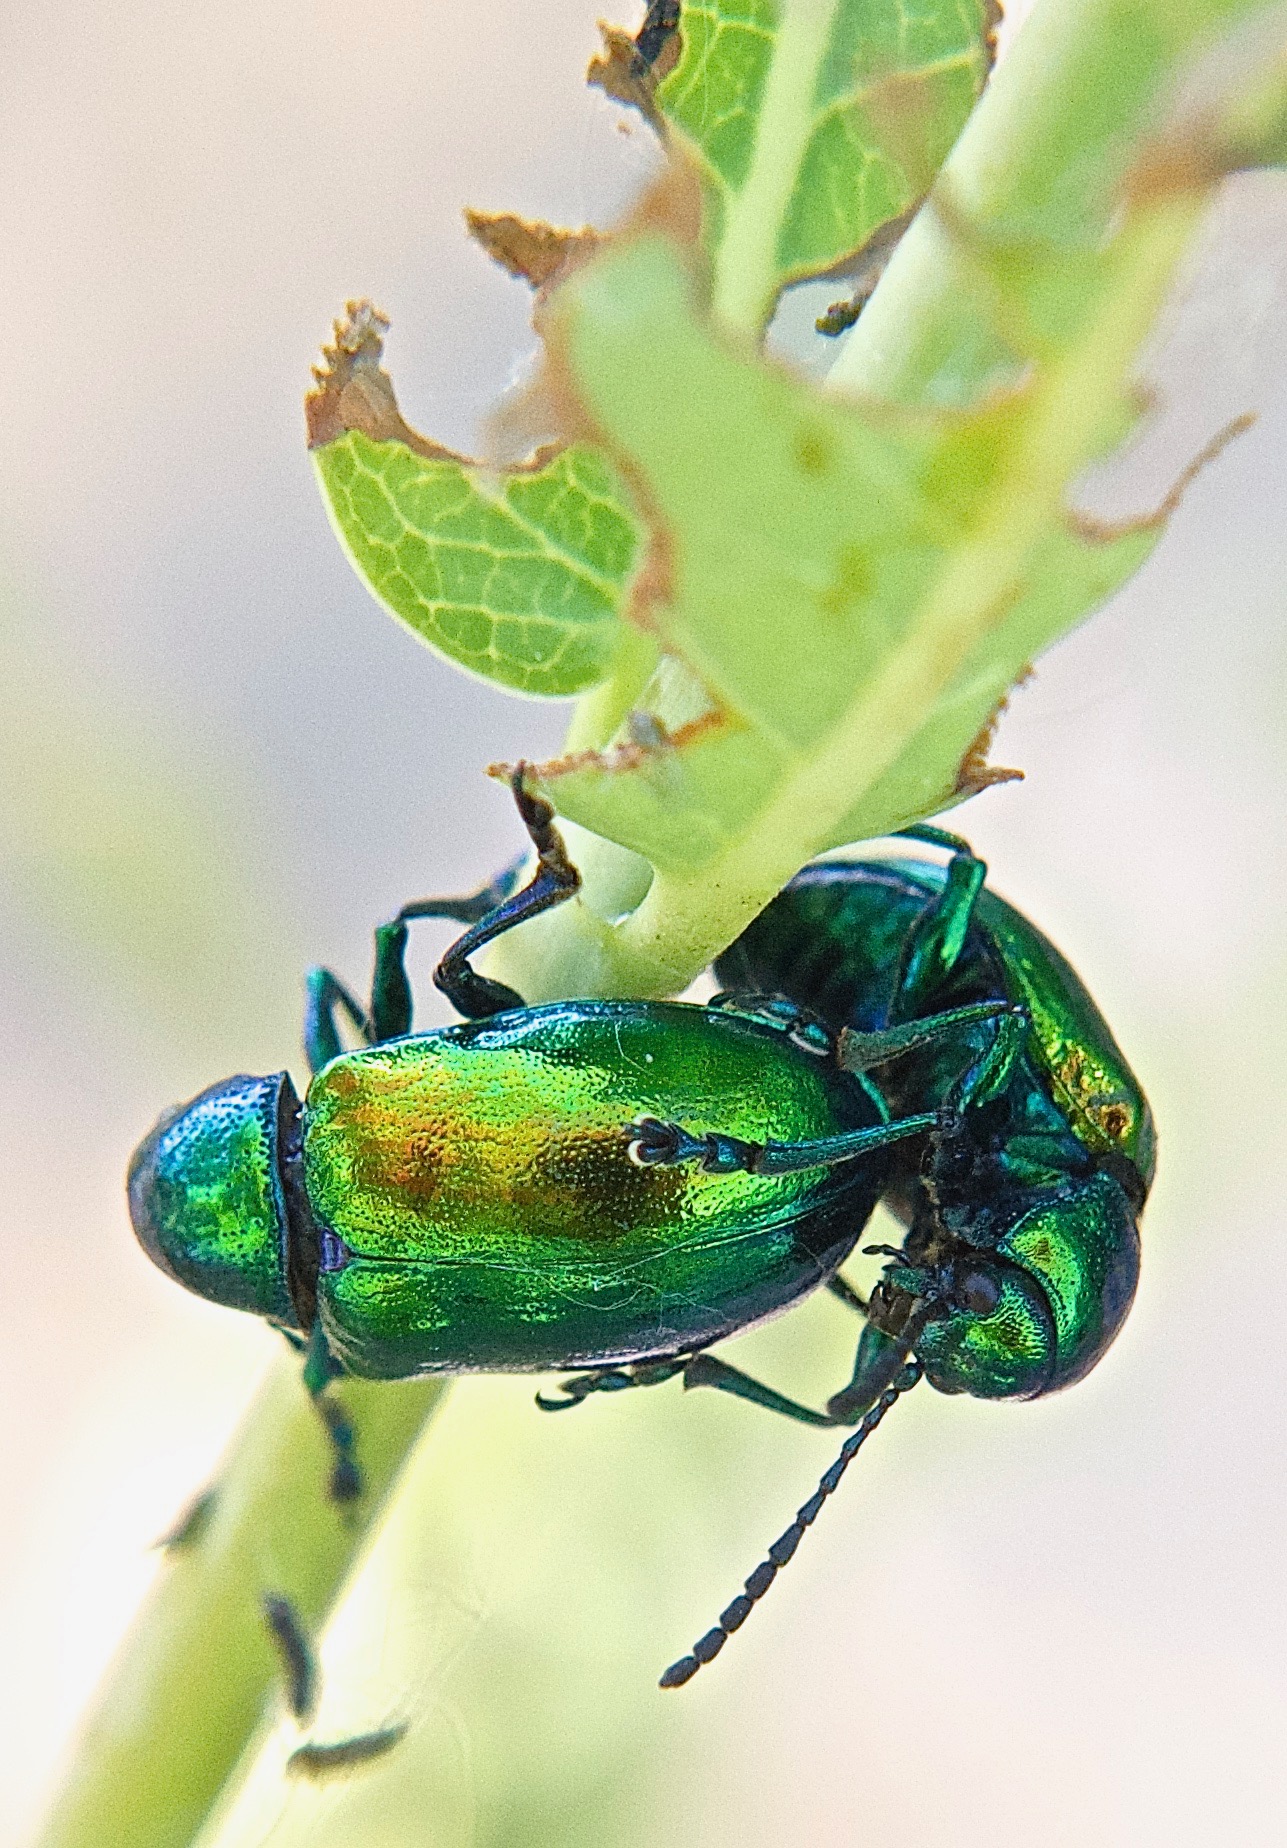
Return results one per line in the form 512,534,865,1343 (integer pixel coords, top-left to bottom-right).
656,0,997,331
478,0,1287,1008
511,233,1151,885
307,305,644,698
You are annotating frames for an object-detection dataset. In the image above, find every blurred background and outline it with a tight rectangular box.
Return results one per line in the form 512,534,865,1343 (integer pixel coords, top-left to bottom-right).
3,1,1287,1842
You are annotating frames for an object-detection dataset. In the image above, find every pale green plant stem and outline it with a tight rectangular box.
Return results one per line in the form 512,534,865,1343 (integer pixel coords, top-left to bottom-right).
36,1362,446,1848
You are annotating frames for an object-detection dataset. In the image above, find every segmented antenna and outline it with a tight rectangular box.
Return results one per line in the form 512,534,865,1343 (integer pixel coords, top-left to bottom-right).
658,1361,923,1689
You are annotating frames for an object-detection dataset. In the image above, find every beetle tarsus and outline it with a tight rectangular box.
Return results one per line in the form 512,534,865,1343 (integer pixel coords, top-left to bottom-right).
317,1394,362,1503
537,1358,686,1412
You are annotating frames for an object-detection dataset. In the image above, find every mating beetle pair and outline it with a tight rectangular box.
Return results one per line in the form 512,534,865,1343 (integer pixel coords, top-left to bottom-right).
129,776,1153,1686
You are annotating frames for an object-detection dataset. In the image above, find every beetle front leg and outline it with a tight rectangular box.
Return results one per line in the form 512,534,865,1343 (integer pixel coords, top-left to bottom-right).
825,1318,919,1421
365,857,527,1042
826,1272,868,1315
348,767,578,1037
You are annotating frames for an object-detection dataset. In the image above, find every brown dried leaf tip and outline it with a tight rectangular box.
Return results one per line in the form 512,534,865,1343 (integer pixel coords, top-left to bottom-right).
1066,412,1254,545
305,301,460,461
983,1,1005,68
955,678,1028,798
464,209,601,291
588,1,682,128
816,208,919,336
489,706,725,788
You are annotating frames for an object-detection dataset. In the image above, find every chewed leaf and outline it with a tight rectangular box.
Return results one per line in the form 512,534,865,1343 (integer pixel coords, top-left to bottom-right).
307,303,641,697
500,223,1215,939
464,210,601,290
587,1,682,124
496,653,778,872
549,236,1054,751
520,666,1025,874
654,0,997,330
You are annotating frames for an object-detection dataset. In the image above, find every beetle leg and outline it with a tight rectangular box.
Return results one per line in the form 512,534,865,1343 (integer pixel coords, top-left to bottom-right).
896,821,975,856
429,767,582,1020
627,1109,937,1178
286,1722,410,1779
535,1358,685,1412
261,1593,319,1723
303,969,370,1074
826,1316,925,1421
836,999,1010,1073
706,992,836,1058
300,1322,363,1504
538,1353,841,1429
891,830,987,1013
315,1396,362,1505
944,1006,1029,1111
365,856,528,1042
679,1353,838,1427
826,1272,868,1315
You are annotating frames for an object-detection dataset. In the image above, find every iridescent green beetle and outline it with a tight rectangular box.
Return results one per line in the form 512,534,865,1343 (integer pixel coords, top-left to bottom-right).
715,827,1155,1414
645,828,1154,1685
128,779,1152,1689
129,780,965,1395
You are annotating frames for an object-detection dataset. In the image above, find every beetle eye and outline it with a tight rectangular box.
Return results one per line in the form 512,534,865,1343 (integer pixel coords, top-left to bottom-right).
956,1268,1001,1316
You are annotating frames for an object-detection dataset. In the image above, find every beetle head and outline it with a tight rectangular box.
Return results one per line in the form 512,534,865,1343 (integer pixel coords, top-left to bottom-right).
128,1072,301,1326
913,1256,1057,1400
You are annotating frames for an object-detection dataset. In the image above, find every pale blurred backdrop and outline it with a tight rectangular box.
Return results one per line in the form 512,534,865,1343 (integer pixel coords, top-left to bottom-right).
3,2,1287,1843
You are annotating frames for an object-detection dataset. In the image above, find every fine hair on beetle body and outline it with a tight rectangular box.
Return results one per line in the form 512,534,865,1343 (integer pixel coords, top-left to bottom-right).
128,773,1153,1689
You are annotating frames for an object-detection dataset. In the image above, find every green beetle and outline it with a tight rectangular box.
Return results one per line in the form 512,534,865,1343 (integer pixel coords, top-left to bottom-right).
130,1001,919,1384
128,779,1151,1689
715,830,1154,1410
642,825,1154,1687
130,779,975,1403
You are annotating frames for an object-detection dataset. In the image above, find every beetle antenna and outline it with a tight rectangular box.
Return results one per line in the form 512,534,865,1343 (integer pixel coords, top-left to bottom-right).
658,1361,922,1690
